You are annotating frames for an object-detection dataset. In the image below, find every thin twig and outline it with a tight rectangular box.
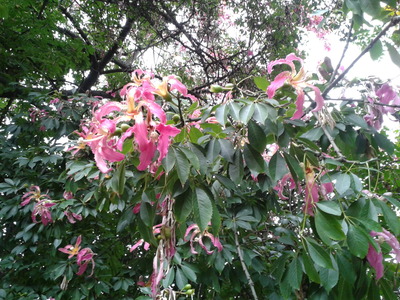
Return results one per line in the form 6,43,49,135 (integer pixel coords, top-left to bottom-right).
233,223,258,300
328,20,353,86
323,16,400,98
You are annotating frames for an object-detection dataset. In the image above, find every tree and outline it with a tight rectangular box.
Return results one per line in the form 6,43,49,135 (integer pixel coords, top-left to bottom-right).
0,0,399,299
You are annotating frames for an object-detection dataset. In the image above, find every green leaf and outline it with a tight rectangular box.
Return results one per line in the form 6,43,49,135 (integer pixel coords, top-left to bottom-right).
334,173,351,195
140,201,155,227
374,132,394,154
175,188,193,223
193,187,213,232
374,200,400,235
300,127,324,141
215,104,229,125
181,264,197,282
360,0,381,17
269,152,288,182
315,209,346,244
111,163,125,196
219,139,235,163
306,239,333,269
248,119,267,153
370,39,383,60
229,149,244,184
188,126,203,143
174,148,190,184
163,149,176,173
229,102,241,121
283,151,304,182
301,254,320,284
179,147,200,171
345,0,362,15
243,144,266,174
347,224,370,258
386,42,400,69
254,76,269,91
316,201,341,216
239,103,255,124
288,257,303,290
316,256,339,293
252,103,270,124
175,267,188,290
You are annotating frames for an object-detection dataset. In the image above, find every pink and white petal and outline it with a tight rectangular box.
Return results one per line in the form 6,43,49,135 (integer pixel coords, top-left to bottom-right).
291,88,305,120
130,239,144,252
184,224,200,241
309,85,324,112
267,71,291,98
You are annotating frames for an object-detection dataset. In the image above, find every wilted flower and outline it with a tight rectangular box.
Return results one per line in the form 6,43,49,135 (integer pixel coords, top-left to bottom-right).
267,53,324,119
64,211,82,224
184,223,223,255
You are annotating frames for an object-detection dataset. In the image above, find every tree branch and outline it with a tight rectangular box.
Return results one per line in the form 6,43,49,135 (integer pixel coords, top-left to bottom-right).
233,223,258,300
323,16,400,97
77,17,133,93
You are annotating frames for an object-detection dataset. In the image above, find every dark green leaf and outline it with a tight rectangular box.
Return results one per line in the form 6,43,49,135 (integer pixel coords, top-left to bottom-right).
288,257,303,290
374,200,400,235
300,127,324,141
334,173,351,195
347,224,370,258
306,239,333,269
374,132,394,154
193,187,213,232
243,144,266,174
316,201,341,216
215,104,229,125
315,209,346,243
269,151,288,182
174,148,190,184
301,254,320,283
248,119,267,153
175,188,193,223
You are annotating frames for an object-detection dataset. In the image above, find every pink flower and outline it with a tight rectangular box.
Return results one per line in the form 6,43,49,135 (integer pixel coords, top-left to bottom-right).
364,83,400,130
59,236,95,276
32,200,56,225
76,248,95,276
21,186,56,226
63,191,74,200
367,228,400,280
366,245,384,280
274,173,298,200
64,211,82,224
130,239,151,252
21,186,50,206
267,53,324,119
184,223,223,255
59,235,82,258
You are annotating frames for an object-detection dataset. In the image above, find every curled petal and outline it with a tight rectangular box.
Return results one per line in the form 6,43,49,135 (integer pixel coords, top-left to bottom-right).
291,88,305,120
309,85,324,112
366,244,384,280
130,239,144,252
267,71,291,98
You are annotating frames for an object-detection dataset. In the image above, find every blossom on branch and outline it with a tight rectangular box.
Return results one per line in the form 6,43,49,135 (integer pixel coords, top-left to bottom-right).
267,53,324,119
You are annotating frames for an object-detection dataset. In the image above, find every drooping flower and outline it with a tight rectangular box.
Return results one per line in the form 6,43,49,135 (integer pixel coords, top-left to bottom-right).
304,167,333,216
59,236,95,276
267,53,324,119
184,223,223,255
21,186,49,206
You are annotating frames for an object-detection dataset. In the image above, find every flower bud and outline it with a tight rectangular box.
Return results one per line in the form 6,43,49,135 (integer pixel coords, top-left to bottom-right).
210,85,223,93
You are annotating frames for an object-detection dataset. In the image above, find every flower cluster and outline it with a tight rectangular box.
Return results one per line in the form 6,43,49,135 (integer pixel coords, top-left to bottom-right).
59,235,95,276
72,70,196,174
366,228,400,280
267,53,324,119
21,186,56,226
184,223,223,255
364,83,400,130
